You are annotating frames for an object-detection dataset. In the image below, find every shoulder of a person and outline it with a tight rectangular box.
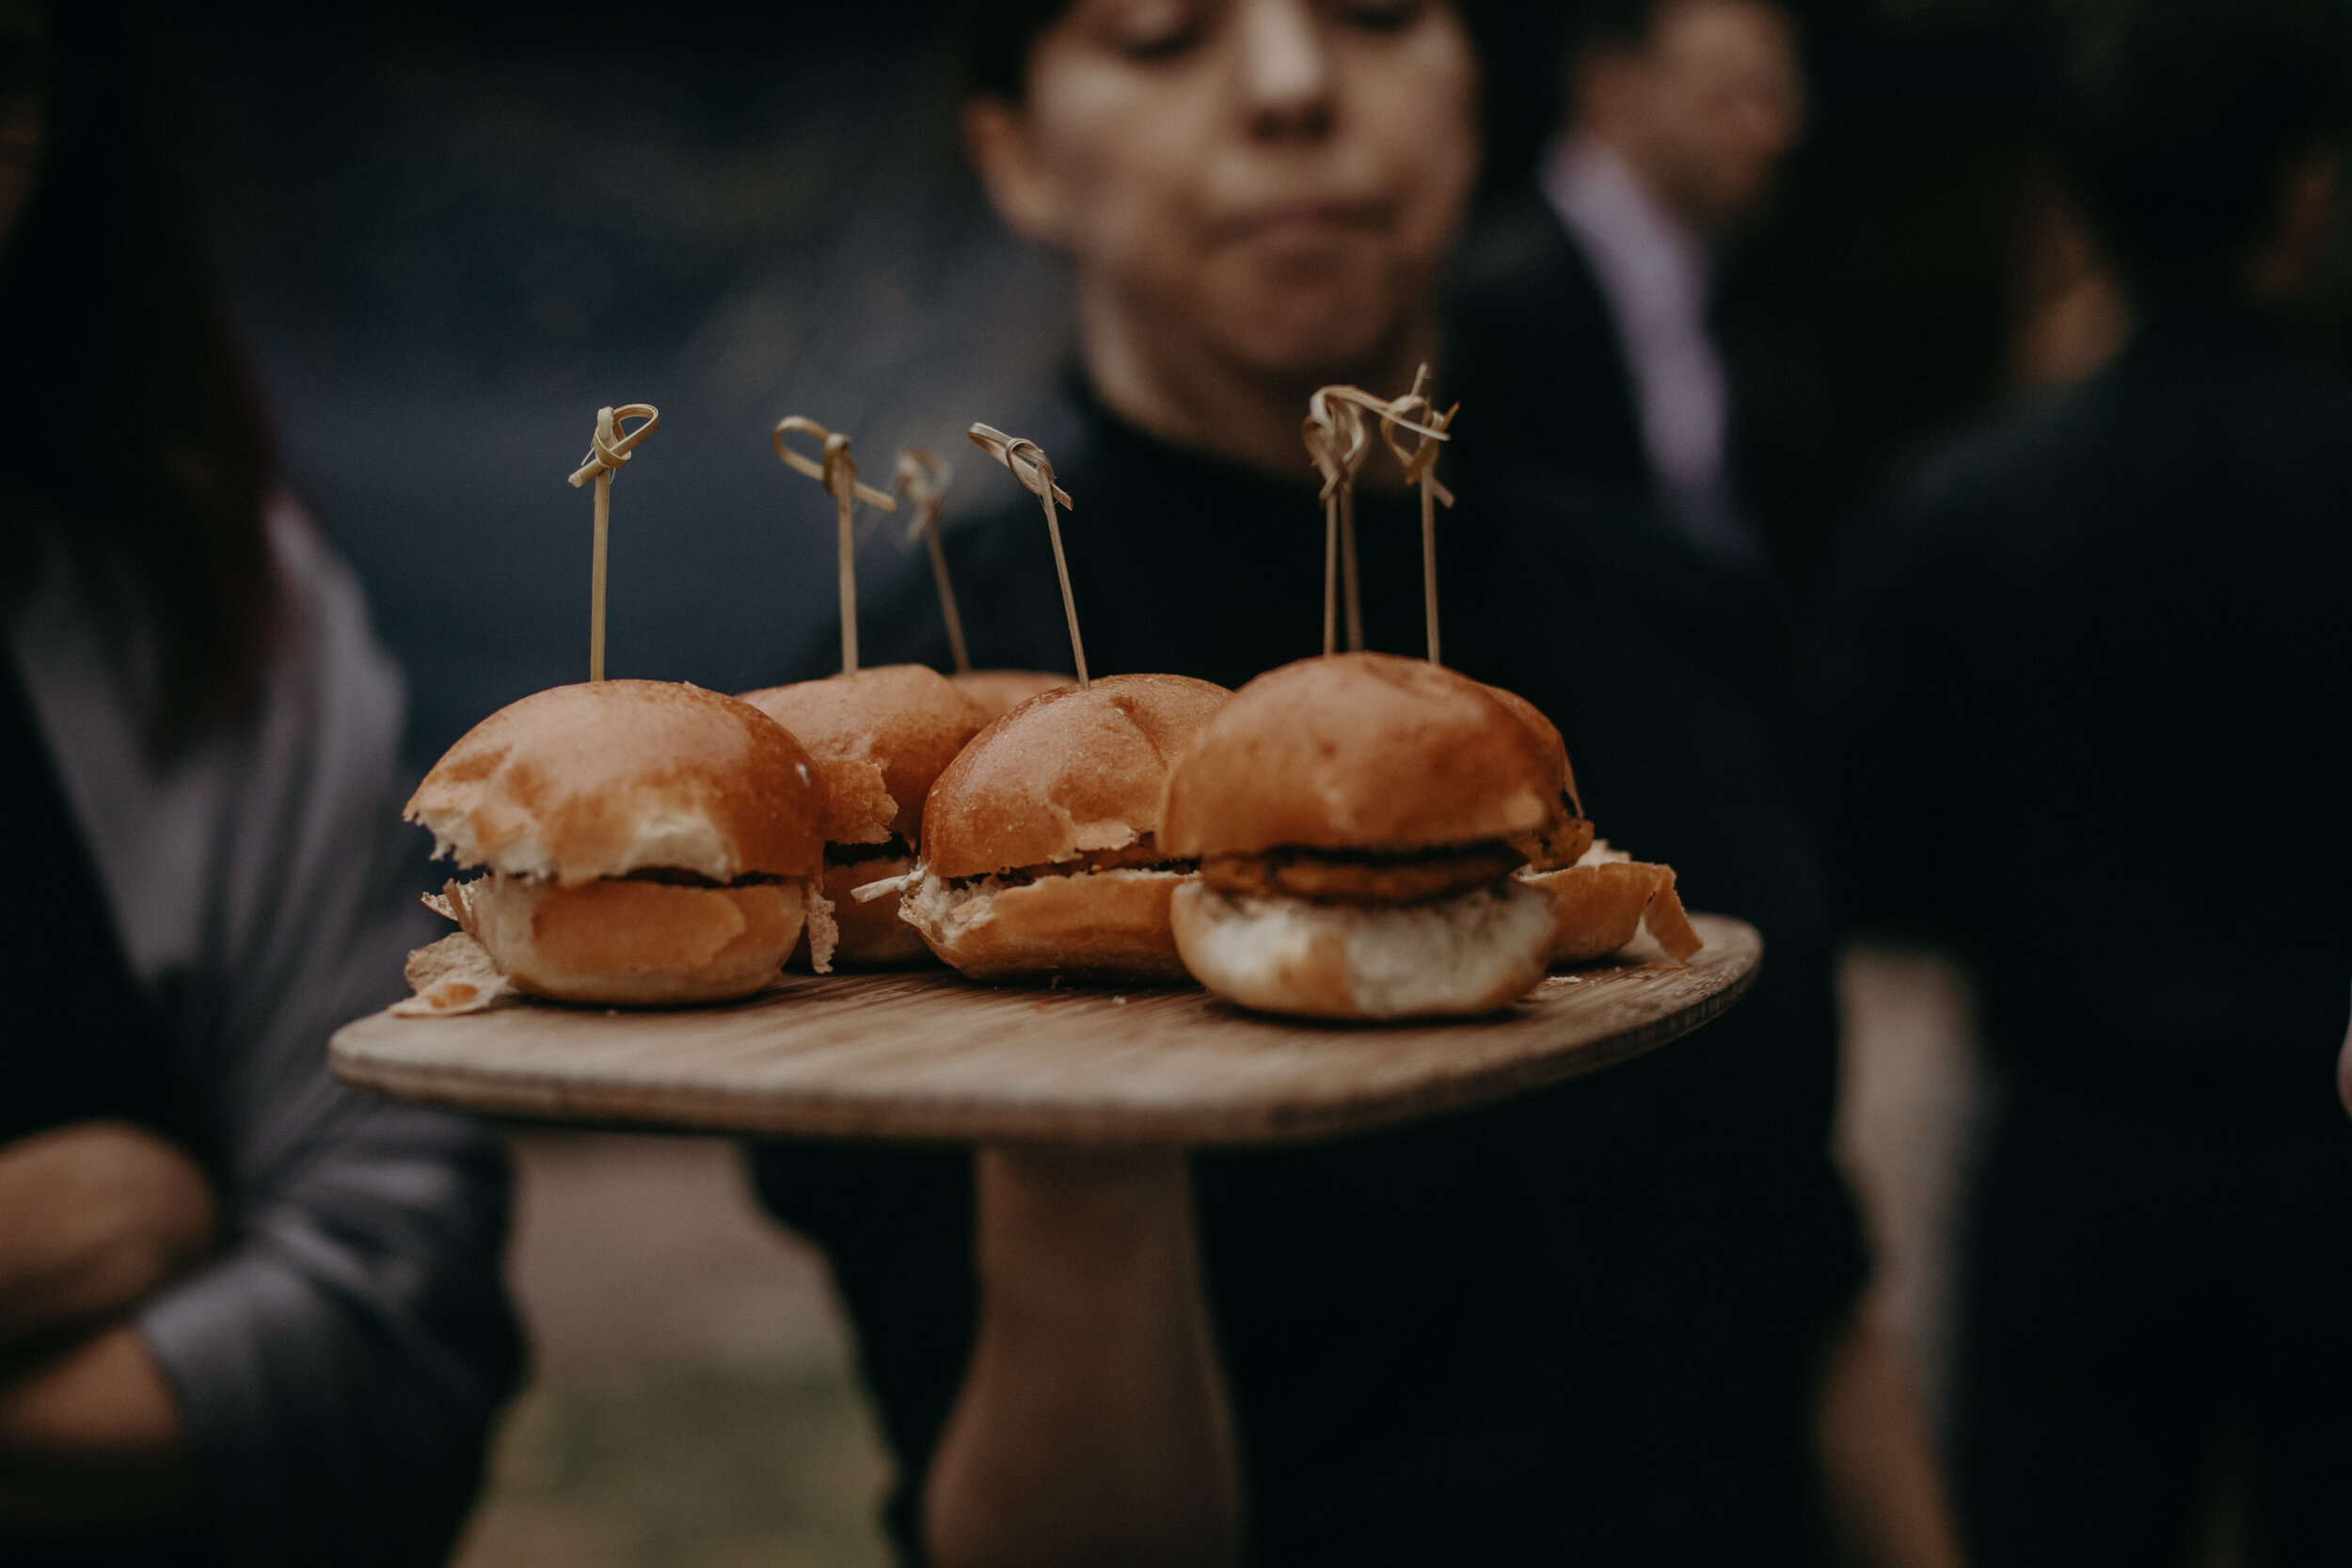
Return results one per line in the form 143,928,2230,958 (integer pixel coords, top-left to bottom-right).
260,494,407,733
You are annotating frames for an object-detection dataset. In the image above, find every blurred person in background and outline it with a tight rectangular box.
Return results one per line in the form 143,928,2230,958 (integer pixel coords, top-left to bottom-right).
1809,2,2352,1562
1448,0,1804,562
1719,20,2128,599
752,0,1959,1563
0,7,520,1563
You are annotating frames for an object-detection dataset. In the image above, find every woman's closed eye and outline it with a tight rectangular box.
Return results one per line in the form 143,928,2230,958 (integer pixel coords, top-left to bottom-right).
1327,0,1424,36
1103,0,1210,62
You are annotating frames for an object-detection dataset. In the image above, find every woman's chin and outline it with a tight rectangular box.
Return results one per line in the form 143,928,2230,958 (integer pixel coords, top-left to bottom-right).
1207,296,1413,388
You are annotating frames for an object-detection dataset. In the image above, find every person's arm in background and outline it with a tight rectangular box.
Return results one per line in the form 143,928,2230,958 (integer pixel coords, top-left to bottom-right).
0,1124,215,1364
923,1147,1242,1568
10,511,525,1565
2339,1004,2351,1120
0,1123,215,1530
1817,1308,1967,1568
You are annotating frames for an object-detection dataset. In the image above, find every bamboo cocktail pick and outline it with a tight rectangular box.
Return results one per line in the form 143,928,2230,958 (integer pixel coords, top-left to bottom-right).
1308,399,1364,662
1303,384,1449,658
1378,364,1458,666
566,403,660,683
967,423,1086,689
895,448,969,675
1302,389,1373,656
775,416,898,676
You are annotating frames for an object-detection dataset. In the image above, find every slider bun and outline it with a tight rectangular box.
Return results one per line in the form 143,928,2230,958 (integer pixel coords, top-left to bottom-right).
922,673,1232,880
448,874,805,1005
1170,879,1554,1019
952,669,1073,720
901,867,1190,983
407,680,823,883
1479,681,1582,816
1161,653,1565,859
1523,861,1703,965
739,665,988,846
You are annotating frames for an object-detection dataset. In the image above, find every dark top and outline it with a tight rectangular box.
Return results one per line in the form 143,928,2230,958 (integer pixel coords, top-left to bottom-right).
1446,186,1653,501
1,658,185,1148
755,388,1867,1564
1808,300,2352,1092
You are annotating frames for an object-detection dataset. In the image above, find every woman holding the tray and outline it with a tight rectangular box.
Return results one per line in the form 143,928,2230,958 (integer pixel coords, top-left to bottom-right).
0,8,518,1562
754,1,1953,1564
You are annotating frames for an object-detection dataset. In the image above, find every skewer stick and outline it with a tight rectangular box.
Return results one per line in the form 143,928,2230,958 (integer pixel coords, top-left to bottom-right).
895,448,970,675
1376,364,1457,667
566,403,660,683
1302,391,1369,657
1305,384,1449,657
968,423,1086,689
774,416,898,676
1341,485,1365,654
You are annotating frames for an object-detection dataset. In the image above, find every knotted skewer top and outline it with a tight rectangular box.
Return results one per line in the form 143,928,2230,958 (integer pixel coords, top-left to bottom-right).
968,422,1087,688
1378,364,1457,508
895,447,952,542
968,423,1074,510
1302,388,1375,502
774,416,899,514
568,404,660,488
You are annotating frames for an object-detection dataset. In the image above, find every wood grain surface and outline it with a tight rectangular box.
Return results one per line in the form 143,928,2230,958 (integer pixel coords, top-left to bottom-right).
329,914,1758,1147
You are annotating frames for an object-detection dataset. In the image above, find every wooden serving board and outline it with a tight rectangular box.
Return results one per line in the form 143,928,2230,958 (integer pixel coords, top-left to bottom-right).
329,914,1757,1147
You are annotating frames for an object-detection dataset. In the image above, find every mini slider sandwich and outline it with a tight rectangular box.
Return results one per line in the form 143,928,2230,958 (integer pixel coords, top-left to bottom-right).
403,680,828,1007
1161,653,1568,1020
739,664,990,967
882,673,1231,981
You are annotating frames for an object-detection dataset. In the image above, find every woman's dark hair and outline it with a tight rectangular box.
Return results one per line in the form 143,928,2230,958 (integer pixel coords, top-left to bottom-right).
2069,0,2344,297
0,6,278,752
961,0,1564,195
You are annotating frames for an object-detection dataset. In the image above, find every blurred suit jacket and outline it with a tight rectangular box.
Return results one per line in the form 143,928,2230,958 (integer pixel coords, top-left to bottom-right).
1446,185,1654,499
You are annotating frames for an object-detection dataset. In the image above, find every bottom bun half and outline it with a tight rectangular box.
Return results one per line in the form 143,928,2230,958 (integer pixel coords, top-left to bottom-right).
1521,862,1702,966
1170,879,1554,1020
900,867,1190,983
452,873,805,1005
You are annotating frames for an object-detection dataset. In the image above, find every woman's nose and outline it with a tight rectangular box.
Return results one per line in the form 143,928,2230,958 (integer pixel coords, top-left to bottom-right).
1233,0,1336,140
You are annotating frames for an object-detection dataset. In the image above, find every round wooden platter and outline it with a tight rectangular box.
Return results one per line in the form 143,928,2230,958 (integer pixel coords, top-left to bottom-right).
329,913,1758,1148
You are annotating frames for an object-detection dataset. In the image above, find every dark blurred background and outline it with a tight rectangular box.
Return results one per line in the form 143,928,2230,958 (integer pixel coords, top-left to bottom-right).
187,0,2347,770
196,3,1074,765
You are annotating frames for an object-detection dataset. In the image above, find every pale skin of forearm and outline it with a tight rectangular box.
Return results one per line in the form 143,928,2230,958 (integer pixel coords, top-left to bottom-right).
0,1122,212,1532
1815,1308,1968,1568
923,1145,1242,1568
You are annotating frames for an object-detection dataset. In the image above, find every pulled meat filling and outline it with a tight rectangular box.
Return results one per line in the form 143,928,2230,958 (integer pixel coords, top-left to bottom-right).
1201,840,1528,905
616,867,787,888
1513,810,1596,873
949,834,1196,890
829,834,914,867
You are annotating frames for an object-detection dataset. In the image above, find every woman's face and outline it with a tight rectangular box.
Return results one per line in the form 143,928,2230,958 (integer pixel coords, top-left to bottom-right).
968,0,1480,388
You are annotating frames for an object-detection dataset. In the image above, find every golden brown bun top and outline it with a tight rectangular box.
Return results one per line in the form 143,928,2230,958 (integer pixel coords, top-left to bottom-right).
738,665,989,845
951,669,1073,721
406,680,823,885
1160,653,1565,857
921,673,1232,879
1479,681,1583,816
